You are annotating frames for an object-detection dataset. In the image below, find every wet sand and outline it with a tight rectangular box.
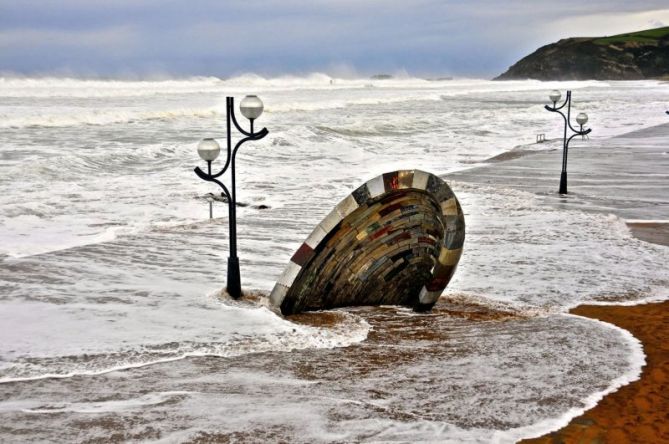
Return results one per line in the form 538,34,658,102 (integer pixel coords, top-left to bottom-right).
447,123,669,220
523,222,669,444
627,222,669,248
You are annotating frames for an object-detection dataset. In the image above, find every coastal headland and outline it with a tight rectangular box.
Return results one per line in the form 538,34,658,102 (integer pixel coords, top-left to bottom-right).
495,26,669,80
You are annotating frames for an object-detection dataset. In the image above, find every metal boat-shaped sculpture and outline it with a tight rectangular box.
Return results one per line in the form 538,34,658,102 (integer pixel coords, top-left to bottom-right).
270,170,465,315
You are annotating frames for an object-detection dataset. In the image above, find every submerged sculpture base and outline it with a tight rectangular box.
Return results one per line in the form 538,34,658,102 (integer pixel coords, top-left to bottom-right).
271,170,465,315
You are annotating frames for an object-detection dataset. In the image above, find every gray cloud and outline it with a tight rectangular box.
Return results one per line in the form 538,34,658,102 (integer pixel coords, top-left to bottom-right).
1,0,667,78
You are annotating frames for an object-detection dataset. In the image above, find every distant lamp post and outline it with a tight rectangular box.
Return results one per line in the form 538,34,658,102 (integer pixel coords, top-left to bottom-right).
576,112,589,140
194,96,269,299
545,90,591,194
576,112,589,127
205,194,214,220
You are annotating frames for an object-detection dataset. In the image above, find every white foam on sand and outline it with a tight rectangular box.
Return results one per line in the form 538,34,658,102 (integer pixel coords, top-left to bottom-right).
493,314,647,443
16,391,192,414
625,219,669,224
447,181,669,310
73,308,641,444
0,300,370,383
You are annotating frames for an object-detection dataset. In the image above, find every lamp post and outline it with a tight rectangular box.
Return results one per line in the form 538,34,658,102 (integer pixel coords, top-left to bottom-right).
194,95,269,299
545,90,591,194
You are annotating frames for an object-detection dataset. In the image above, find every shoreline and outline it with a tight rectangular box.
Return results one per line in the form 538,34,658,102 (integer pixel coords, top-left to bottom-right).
444,121,669,442
520,221,668,442
521,300,669,443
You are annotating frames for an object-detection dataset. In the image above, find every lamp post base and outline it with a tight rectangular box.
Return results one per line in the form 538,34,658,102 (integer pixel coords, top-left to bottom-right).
227,256,242,299
559,171,568,194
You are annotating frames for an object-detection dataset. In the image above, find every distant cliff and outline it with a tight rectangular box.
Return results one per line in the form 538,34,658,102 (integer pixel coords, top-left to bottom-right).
495,27,669,80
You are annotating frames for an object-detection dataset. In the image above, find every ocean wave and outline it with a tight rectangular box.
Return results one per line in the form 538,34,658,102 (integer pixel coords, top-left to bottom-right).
313,120,432,137
0,72,435,98
0,75,652,130
0,306,370,384
0,107,221,128
17,391,192,414
266,92,446,113
0,73,623,100
0,73,423,100
0,76,226,98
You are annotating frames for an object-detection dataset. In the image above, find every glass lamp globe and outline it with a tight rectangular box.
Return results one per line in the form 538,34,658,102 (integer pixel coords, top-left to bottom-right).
240,95,264,120
576,112,589,126
197,138,221,162
549,90,561,103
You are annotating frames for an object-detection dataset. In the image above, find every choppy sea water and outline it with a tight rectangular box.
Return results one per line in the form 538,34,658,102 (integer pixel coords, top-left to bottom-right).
0,75,668,442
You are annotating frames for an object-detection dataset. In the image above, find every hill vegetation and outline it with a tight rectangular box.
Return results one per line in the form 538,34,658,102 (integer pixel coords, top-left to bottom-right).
495,27,669,80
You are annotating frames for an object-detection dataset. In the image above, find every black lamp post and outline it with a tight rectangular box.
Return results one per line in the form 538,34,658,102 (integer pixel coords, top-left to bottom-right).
545,90,591,194
194,95,269,299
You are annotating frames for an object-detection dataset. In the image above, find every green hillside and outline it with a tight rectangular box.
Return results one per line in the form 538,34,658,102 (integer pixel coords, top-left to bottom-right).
496,26,669,80
593,26,669,46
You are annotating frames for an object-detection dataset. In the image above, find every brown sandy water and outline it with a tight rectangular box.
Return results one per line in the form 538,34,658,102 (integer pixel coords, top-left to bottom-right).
627,222,669,248
0,296,638,443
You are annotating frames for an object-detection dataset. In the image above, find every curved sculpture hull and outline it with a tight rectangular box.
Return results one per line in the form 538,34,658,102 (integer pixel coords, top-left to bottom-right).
270,170,465,315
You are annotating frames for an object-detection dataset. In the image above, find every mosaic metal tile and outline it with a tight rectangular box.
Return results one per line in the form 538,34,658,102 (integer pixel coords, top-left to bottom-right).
352,184,371,205
269,170,465,315
366,175,386,198
304,225,328,249
412,170,430,190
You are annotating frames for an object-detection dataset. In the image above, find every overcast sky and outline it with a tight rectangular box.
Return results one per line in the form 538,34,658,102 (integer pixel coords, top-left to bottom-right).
1,0,668,78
